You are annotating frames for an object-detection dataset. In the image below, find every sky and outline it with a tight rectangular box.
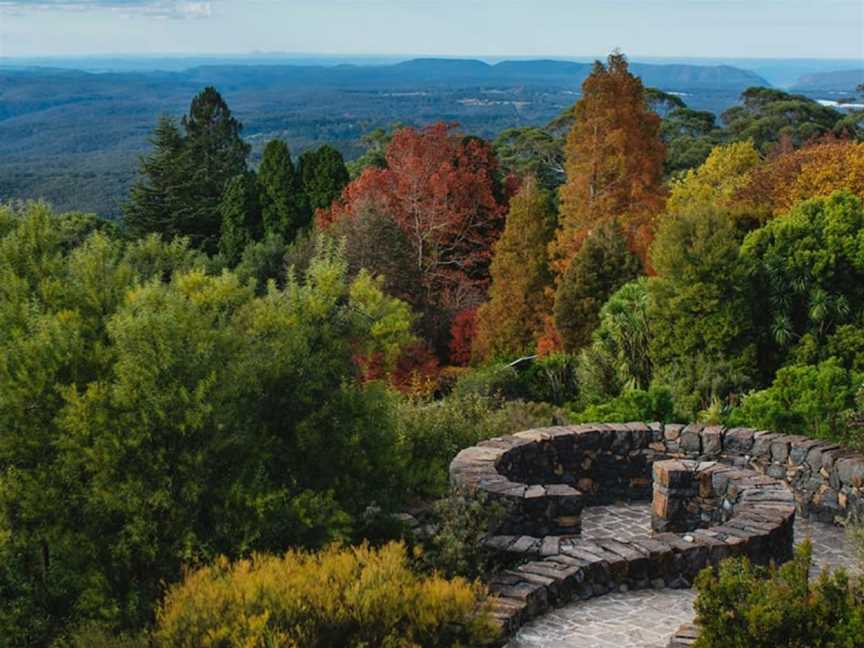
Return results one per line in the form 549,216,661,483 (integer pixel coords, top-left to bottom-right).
1,0,863,60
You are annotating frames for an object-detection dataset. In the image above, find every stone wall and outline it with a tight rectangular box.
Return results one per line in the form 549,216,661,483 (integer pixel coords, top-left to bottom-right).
651,459,795,564
449,422,864,640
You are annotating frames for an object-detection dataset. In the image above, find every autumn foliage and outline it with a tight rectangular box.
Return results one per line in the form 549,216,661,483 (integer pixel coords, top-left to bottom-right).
448,307,478,366
552,52,666,273
736,138,864,215
319,123,511,315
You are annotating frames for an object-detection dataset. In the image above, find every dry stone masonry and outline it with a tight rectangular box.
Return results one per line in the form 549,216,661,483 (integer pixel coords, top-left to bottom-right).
448,422,864,643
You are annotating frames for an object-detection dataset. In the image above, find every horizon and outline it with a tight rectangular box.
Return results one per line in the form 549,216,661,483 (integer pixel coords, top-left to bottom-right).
2,1,863,60
2,51,863,63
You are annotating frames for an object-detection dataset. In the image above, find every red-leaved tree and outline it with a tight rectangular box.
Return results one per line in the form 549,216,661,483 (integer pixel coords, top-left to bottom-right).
320,122,512,358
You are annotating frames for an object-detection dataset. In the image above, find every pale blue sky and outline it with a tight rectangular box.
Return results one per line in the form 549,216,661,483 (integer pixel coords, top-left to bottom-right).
1,0,862,59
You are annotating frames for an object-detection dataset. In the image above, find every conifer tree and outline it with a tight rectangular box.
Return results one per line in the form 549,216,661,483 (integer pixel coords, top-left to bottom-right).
219,171,262,264
472,177,556,360
299,145,350,212
124,117,188,239
258,139,309,242
125,87,250,252
554,220,642,352
552,52,666,274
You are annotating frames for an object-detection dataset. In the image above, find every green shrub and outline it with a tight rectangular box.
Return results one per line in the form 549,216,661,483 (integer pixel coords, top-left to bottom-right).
53,624,151,648
693,541,864,648
452,355,579,406
517,353,580,405
569,386,676,424
418,491,507,580
729,358,863,445
452,363,523,401
155,542,498,648
394,394,564,499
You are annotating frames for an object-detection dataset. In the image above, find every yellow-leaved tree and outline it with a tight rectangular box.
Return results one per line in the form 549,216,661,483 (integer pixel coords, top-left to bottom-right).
666,140,761,214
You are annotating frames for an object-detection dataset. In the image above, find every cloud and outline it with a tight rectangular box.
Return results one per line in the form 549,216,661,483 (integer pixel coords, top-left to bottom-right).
0,0,213,18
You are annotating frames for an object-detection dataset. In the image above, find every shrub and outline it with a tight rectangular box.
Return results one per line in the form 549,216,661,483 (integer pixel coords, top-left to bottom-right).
569,386,677,424
452,355,579,405
693,541,864,648
574,278,652,407
394,394,563,498
155,542,498,648
517,353,580,405
418,491,507,580
730,359,863,445
54,624,151,648
452,364,523,401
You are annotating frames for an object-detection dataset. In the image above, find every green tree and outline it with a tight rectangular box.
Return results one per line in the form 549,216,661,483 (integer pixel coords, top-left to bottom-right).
0,213,416,643
258,139,309,242
473,177,556,360
347,126,395,178
124,117,188,239
554,220,642,353
660,107,723,175
125,87,250,252
493,127,565,190
740,191,864,376
298,144,350,212
0,204,138,642
648,205,756,416
722,87,853,153
579,278,653,402
218,171,262,264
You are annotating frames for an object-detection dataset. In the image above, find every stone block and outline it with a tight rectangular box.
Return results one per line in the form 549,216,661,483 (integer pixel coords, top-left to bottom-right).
723,427,755,454
701,426,724,456
680,425,703,455
837,457,864,487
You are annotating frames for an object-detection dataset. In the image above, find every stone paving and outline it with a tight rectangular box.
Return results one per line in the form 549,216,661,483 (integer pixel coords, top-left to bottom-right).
507,502,858,648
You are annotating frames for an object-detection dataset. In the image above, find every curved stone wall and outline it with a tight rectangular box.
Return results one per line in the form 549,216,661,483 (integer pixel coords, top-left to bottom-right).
651,459,795,563
449,422,864,638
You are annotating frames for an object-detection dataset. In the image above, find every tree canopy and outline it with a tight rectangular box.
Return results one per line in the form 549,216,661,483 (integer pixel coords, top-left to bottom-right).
553,52,666,271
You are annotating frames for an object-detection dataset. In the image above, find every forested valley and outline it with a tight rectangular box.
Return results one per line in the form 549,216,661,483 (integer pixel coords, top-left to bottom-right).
2,51,864,647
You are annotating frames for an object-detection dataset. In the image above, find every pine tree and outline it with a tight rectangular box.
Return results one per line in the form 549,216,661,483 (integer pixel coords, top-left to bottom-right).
299,145,350,212
124,117,188,239
179,86,250,250
553,220,642,353
218,172,262,264
125,87,250,252
472,177,556,360
552,52,666,274
258,139,309,242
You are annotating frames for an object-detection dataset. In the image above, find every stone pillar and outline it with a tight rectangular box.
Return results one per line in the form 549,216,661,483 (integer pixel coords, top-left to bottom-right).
652,460,702,533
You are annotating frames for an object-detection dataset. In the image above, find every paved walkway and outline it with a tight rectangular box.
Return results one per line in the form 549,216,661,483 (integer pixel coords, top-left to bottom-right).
507,502,858,648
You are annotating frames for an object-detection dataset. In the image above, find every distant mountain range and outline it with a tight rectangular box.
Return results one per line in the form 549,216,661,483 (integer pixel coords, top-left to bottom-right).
791,68,864,93
0,56,831,217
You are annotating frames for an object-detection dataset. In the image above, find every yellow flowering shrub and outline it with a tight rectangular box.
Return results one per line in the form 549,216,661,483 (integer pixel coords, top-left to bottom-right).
155,542,498,648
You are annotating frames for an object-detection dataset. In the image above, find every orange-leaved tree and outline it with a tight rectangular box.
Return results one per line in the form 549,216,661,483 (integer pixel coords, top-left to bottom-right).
473,176,556,361
736,138,864,215
552,52,666,274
